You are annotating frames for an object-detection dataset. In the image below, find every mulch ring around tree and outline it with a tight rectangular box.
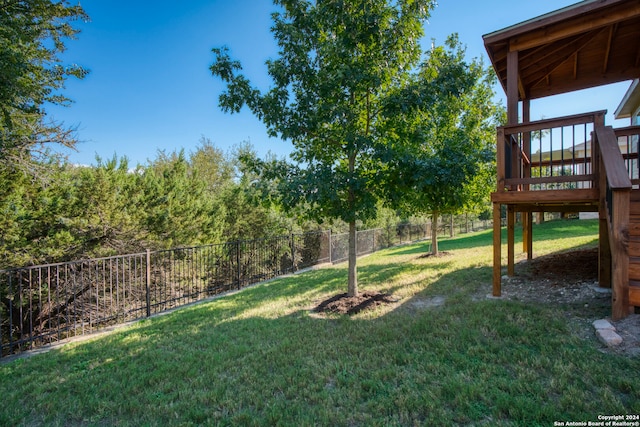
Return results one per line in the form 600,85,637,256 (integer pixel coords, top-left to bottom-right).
417,251,451,259
313,291,399,315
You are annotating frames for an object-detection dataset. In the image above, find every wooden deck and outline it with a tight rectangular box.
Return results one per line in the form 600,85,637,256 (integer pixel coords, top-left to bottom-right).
491,188,599,211
483,0,640,320
490,113,640,319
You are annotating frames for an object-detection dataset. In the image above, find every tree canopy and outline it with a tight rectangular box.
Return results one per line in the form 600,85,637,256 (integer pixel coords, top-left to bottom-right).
0,0,88,173
379,36,503,254
211,0,437,296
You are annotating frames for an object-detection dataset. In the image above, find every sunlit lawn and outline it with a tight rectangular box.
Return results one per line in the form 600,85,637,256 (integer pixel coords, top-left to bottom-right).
1,219,638,426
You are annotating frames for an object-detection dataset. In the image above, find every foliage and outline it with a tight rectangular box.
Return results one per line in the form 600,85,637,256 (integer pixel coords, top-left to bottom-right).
379,35,503,254
140,150,225,248
0,0,88,174
0,141,310,269
211,0,437,296
0,158,74,266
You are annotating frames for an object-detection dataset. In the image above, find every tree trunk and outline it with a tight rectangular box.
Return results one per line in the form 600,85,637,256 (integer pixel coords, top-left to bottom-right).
450,214,454,238
348,220,358,297
431,211,439,255
347,145,358,297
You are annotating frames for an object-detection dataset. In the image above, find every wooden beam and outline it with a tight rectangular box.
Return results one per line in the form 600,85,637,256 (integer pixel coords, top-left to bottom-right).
505,174,595,187
518,29,601,83
526,29,606,94
491,188,599,204
502,110,605,135
597,126,633,190
507,50,519,123
630,285,640,306
518,78,526,101
527,68,640,99
599,217,612,288
509,204,598,213
603,23,617,73
522,99,532,260
493,203,502,297
507,3,640,52
611,190,630,320
507,206,515,276
496,127,505,192
526,213,533,260
482,0,631,45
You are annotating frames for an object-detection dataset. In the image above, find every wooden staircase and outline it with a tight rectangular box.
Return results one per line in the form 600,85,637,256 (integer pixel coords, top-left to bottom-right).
627,189,640,308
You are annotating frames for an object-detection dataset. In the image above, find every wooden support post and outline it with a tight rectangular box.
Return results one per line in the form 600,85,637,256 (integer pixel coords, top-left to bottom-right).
599,210,612,288
524,213,533,260
598,150,611,288
497,128,506,192
522,211,528,253
506,51,519,126
493,202,502,296
527,213,533,259
611,190,630,320
522,100,532,260
507,206,515,276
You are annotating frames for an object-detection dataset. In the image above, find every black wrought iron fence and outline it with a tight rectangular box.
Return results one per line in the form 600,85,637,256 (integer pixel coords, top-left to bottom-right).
0,221,493,357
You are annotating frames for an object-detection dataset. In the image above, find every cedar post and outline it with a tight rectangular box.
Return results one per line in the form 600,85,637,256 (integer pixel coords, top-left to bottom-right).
507,206,516,276
612,190,630,320
522,99,533,259
493,202,502,296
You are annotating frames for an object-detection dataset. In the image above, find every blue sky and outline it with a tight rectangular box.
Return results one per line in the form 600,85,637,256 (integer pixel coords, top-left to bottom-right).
48,0,633,166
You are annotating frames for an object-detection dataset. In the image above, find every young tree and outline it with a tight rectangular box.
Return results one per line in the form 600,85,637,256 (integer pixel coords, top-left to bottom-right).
0,0,88,175
380,36,503,255
211,0,435,297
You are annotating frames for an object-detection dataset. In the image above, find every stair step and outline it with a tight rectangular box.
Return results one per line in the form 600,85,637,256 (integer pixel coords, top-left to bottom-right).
627,190,640,307
629,257,640,281
630,238,640,257
630,281,640,307
630,222,640,235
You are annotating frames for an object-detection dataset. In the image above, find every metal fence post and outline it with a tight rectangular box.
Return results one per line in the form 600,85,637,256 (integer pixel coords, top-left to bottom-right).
146,249,151,318
236,241,241,289
290,233,296,272
329,230,333,263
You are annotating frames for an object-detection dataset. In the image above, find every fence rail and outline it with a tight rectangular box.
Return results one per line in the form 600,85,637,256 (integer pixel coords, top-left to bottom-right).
0,221,492,357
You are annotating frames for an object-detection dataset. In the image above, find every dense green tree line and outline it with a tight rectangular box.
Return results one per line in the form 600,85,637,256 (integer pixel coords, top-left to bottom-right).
0,0,499,275
0,140,313,269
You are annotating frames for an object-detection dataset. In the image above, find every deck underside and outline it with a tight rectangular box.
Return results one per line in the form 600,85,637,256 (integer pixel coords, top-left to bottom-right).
491,189,599,212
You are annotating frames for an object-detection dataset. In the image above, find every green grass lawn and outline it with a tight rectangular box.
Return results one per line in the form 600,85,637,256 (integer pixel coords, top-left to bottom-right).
1,219,638,426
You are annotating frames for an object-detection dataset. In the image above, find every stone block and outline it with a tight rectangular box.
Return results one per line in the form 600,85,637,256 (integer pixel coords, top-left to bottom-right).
596,328,623,347
592,319,615,330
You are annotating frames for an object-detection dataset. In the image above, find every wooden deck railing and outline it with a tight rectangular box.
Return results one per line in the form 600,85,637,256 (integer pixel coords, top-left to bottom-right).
614,126,640,188
595,125,632,320
497,110,606,193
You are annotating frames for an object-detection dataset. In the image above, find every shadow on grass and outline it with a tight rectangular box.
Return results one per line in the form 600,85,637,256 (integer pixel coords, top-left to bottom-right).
3,234,637,426
4,218,636,426
386,218,599,256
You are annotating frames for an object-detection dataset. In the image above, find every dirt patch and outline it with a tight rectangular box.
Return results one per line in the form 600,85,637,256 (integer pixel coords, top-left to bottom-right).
313,292,399,315
500,248,603,305
418,251,452,259
498,247,640,357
